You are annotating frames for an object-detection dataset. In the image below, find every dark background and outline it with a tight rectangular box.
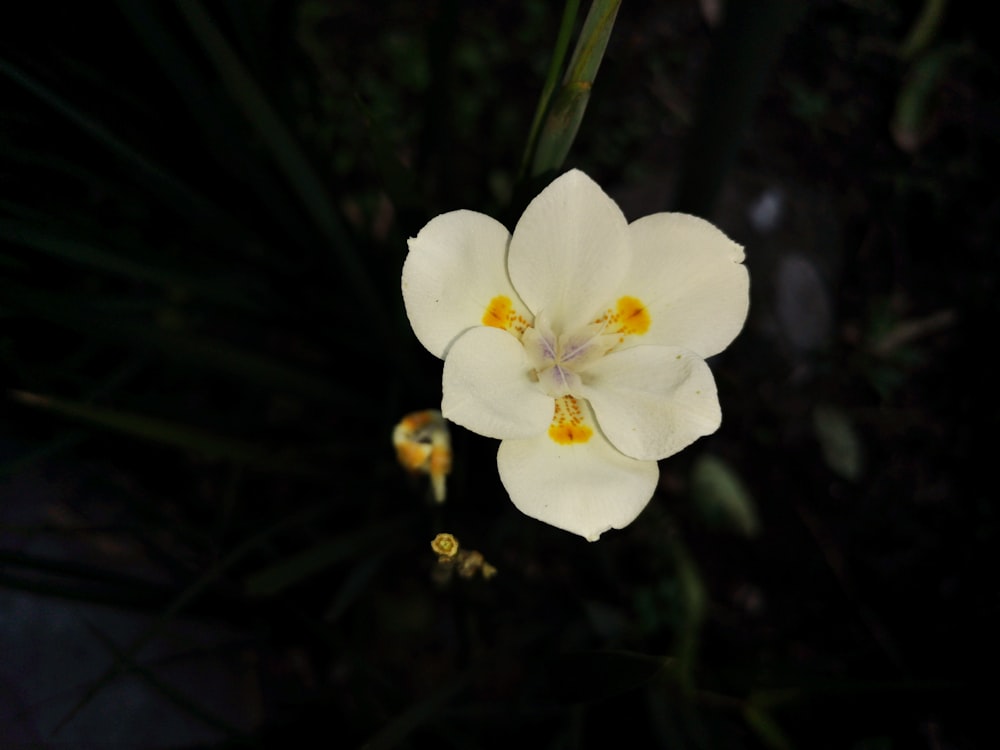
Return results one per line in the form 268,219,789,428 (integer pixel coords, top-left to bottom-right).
1,1,995,747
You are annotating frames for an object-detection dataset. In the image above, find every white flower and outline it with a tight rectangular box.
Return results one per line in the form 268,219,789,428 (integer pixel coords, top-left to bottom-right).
402,170,749,541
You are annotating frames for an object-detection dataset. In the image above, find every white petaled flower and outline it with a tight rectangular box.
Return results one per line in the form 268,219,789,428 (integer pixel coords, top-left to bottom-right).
402,170,749,541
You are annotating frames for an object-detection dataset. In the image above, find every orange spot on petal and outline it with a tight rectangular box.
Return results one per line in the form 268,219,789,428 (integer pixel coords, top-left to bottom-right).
547,396,593,445
548,422,594,445
482,295,513,329
616,296,650,335
482,295,529,337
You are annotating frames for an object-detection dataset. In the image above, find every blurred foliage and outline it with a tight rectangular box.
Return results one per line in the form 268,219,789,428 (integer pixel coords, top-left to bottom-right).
0,0,995,747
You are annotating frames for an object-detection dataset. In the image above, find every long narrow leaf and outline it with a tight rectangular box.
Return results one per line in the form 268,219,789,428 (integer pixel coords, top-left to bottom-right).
530,0,621,176
2,282,369,409
175,2,387,333
9,390,311,471
673,540,706,693
743,706,794,750
0,58,256,246
0,219,263,314
360,624,550,750
243,518,407,597
84,621,250,741
53,503,331,733
519,0,581,178
114,0,324,257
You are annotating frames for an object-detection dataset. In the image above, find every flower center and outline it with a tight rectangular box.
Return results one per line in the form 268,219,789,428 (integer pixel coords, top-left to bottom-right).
523,318,611,397
522,295,651,399
478,294,652,446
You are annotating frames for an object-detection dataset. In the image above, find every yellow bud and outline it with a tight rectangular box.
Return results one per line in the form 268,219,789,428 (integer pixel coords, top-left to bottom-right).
430,532,459,558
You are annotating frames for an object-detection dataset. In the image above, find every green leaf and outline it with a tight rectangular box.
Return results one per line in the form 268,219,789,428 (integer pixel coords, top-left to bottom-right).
83,620,249,740
9,390,317,473
54,503,331,733
528,0,620,176
243,519,408,597
743,705,794,750
359,623,549,749
673,544,706,693
898,0,949,61
175,1,387,334
891,44,965,152
520,0,580,178
324,553,387,623
0,57,255,246
812,405,864,481
0,219,264,314
115,0,325,258
690,454,759,537
1,281,367,409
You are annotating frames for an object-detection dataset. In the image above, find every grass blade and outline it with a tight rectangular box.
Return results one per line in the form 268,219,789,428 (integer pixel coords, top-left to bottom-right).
114,0,326,257
0,58,255,245
2,281,368,409
175,1,386,332
9,390,316,472
360,624,550,750
743,705,794,750
899,0,949,60
0,219,263,314
243,518,409,597
83,620,251,741
52,503,331,734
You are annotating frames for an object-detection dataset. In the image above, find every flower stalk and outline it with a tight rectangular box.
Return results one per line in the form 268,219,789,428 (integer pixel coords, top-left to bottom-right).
524,0,622,178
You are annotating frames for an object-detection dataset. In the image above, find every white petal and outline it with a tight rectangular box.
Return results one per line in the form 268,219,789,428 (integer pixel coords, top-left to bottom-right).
508,170,630,334
402,210,528,359
621,213,749,357
497,401,659,541
442,327,553,439
579,346,721,461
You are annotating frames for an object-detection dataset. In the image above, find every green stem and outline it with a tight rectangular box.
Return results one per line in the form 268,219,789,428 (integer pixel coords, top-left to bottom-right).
519,0,581,178
527,0,621,178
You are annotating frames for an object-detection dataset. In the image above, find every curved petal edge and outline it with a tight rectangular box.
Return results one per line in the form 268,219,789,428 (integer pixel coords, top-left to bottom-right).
497,401,659,541
403,210,524,358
